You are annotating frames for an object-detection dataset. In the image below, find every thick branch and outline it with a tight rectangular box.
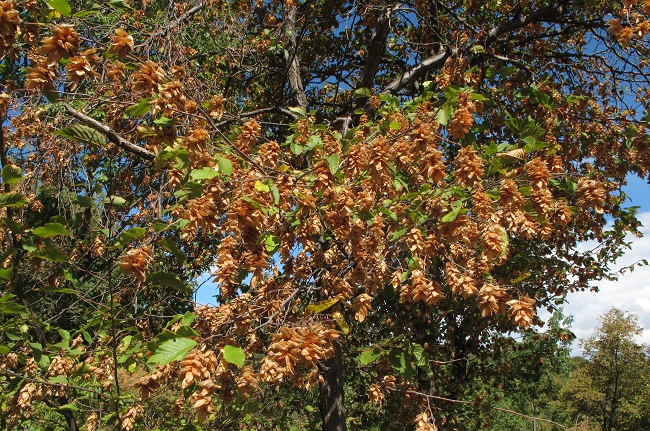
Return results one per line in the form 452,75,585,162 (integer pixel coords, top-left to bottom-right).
382,47,454,94
63,105,155,161
382,3,564,94
286,6,309,111
358,8,392,89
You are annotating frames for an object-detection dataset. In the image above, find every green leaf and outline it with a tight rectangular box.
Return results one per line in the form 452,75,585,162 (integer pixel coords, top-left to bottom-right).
388,349,408,375
354,87,372,98
222,345,246,368
306,297,339,315
2,165,22,185
359,347,384,365
0,267,13,281
32,246,69,262
216,155,232,177
47,0,72,16
325,153,340,174
270,185,280,205
147,272,190,291
148,337,197,365
54,124,105,146
102,196,127,207
437,104,454,126
125,99,152,117
441,209,460,223
264,234,281,254
190,168,219,181
0,294,26,314
160,238,187,263
2,217,23,234
389,121,402,131
255,181,270,192
115,227,147,246
288,106,307,117
0,193,28,208
410,343,429,368
153,116,173,126
391,227,408,241
32,223,70,238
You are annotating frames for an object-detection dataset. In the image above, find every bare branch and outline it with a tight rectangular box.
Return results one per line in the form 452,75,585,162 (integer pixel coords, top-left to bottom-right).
286,6,309,111
149,2,206,38
395,388,568,429
358,7,392,89
62,104,155,161
382,4,565,94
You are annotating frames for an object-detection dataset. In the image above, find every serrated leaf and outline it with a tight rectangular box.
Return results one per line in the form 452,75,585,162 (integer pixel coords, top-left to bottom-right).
410,343,429,368
0,193,28,208
255,181,270,192
354,87,372,98
102,196,127,207
441,209,460,223
0,268,13,281
153,116,173,126
288,106,307,117
32,246,69,262
115,227,147,246
270,185,280,205
148,337,197,365
32,223,70,238
359,347,383,365
222,345,245,368
306,298,339,315
2,165,22,185
191,168,219,180
388,349,407,375
147,272,190,291
54,124,105,146
437,104,454,126
325,154,340,174
2,217,23,234
391,227,408,241
216,155,232,177
47,0,72,16
125,99,152,117
264,234,281,254
160,238,187,263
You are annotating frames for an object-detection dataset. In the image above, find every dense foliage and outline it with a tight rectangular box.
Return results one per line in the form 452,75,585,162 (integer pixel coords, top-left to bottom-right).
1,0,650,430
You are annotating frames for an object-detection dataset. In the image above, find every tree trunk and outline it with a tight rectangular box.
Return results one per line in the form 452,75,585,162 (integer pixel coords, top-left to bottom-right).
319,343,347,431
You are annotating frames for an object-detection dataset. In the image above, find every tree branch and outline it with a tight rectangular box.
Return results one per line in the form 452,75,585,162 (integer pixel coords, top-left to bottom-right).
149,2,206,38
395,388,568,429
358,7,392,90
286,6,309,111
382,3,565,94
63,104,155,161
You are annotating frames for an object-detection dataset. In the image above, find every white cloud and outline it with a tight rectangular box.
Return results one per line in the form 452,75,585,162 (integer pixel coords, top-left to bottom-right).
557,211,650,355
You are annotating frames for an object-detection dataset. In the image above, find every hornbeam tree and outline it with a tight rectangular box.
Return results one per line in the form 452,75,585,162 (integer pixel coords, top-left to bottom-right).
0,0,649,430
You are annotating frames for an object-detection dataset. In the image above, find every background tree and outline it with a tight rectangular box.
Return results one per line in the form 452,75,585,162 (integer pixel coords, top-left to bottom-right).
560,308,650,431
0,0,649,430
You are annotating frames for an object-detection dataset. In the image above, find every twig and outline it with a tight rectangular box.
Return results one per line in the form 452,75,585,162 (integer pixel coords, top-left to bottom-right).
1,369,110,400
396,388,567,429
62,104,155,161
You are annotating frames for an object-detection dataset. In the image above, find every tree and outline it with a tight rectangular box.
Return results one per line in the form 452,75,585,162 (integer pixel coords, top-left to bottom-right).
561,308,650,431
1,0,650,430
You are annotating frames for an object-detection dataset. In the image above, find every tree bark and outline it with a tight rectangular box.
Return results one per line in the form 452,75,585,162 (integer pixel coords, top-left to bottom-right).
319,342,347,431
